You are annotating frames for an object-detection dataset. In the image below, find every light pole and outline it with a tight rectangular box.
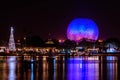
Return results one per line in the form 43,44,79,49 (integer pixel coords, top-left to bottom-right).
24,37,26,48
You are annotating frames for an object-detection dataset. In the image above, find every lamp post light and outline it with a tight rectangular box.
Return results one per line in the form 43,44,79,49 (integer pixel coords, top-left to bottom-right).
17,39,21,47
24,37,26,47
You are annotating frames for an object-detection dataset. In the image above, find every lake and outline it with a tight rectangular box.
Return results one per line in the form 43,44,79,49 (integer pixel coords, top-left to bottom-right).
0,55,120,80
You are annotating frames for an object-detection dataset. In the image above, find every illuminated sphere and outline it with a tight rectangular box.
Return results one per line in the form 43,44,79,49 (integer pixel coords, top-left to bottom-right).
67,18,99,42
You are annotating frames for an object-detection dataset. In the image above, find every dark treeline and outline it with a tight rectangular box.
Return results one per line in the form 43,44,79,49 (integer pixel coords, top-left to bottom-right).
1,35,120,50
15,35,120,49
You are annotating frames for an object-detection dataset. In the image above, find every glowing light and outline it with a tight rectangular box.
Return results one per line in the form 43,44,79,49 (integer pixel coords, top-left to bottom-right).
59,40,62,43
31,63,34,80
67,57,99,80
45,39,54,44
106,43,118,53
17,40,20,42
98,39,103,42
9,27,16,51
24,37,26,40
107,48,116,53
59,39,65,43
67,18,99,42
8,56,16,80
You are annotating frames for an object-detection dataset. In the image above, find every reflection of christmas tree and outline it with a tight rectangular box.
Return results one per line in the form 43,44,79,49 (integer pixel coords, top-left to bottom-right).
9,27,16,51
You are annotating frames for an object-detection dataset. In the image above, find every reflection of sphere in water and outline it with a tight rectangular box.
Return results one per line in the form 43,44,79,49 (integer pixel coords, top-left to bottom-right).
67,18,99,42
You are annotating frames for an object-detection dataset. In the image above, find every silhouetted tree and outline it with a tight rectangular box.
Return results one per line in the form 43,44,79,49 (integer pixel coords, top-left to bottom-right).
78,38,95,48
21,35,44,47
104,38,120,48
63,39,76,49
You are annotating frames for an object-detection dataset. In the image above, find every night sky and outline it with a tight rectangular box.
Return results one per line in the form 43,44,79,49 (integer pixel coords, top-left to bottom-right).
0,1,120,41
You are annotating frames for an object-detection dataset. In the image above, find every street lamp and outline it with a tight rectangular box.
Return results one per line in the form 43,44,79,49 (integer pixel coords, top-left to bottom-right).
24,37,26,47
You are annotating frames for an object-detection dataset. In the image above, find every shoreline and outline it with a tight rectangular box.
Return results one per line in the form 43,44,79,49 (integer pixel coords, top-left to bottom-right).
0,52,120,56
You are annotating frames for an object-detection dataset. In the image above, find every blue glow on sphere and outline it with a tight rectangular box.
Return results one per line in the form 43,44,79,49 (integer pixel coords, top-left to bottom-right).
67,18,99,42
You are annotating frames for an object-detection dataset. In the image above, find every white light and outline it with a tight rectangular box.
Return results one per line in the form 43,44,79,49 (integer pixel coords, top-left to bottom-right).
8,56,16,80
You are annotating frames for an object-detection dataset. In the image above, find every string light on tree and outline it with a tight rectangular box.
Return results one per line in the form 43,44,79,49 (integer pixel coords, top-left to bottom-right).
9,27,16,51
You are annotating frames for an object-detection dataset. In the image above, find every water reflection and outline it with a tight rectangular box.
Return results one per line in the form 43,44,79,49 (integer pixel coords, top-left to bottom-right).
30,61,36,80
65,57,99,80
8,56,16,80
0,56,120,80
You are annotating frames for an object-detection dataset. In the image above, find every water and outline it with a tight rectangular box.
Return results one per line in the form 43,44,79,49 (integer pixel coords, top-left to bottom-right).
0,56,120,80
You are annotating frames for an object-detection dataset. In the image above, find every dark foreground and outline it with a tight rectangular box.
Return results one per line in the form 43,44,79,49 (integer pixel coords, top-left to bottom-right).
0,55,120,80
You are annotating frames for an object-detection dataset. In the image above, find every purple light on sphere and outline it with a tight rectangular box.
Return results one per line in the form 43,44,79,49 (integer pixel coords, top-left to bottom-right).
67,18,99,42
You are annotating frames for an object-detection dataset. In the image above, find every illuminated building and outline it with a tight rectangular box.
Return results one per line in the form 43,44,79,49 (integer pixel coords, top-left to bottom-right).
67,18,99,42
9,27,16,51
